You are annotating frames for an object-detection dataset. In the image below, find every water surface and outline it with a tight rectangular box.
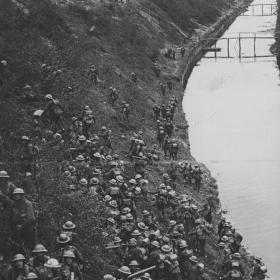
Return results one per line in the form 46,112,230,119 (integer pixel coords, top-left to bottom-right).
183,1,280,278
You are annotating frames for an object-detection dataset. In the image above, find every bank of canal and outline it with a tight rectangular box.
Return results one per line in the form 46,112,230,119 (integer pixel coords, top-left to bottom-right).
183,0,279,279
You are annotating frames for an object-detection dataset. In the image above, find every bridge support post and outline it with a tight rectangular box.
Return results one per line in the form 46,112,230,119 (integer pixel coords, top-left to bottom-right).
254,37,256,58
227,38,230,58
239,37,241,59
262,4,264,16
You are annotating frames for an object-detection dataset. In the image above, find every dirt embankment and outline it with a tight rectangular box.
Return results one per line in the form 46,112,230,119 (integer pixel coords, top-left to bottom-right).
0,0,254,278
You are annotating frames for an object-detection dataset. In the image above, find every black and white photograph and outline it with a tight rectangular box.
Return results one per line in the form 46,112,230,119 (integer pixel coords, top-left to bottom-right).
0,0,278,279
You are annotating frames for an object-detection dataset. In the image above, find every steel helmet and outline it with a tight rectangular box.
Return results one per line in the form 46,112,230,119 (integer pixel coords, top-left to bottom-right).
129,179,136,185
116,175,124,183
24,273,38,280
169,220,176,227
232,262,240,268
137,222,147,230
233,253,241,259
45,94,53,100
33,110,44,117
103,195,112,202
93,152,101,158
142,273,151,280
131,230,141,236
118,266,131,275
113,236,122,243
62,221,76,230
135,174,142,180
142,210,150,216
78,135,86,141
163,173,169,179
44,258,61,268
129,238,137,246
56,233,70,244
63,250,76,258
260,266,267,273
189,256,198,263
79,178,88,186
1,60,7,66
76,155,85,161
13,188,25,195
126,213,133,220
21,135,30,141
101,126,107,131
197,263,204,270
121,207,130,214
109,179,117,185
109,200,118,208
32,244,47,253
90,177,99,185
103,275,116,280
178,240,188,249
0,170,10,178
151,241,160,248
12,254,26,262
129,260,139,266
161,245,171,253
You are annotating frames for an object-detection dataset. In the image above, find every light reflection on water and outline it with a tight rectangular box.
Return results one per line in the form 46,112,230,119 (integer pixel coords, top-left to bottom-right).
183,1,280,278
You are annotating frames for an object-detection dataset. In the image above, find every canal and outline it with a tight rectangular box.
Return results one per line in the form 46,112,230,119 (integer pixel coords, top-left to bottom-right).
183,0,279,279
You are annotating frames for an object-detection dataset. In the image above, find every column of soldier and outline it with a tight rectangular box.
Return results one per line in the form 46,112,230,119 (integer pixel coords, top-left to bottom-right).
0,64,267,280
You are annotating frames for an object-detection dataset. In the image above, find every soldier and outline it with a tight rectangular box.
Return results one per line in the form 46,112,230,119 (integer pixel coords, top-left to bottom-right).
43,258,62,280
61,250,83,280
88,65,98,85
28,244,50,278
153,104,161,120
6,254,29,280
19,136,35,174
167,81,173,94
160,83,166,96
11,188,35,250
195,263,210,280
193,166,203,193
131,72,137,84
55,234,83,266
180,47,186,58
42,94,65,131
0,170,14,206
169,139,179,161
117,266,131,280
109,87,118,105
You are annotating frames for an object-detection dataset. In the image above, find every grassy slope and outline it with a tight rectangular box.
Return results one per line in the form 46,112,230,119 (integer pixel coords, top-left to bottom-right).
0,0,247,278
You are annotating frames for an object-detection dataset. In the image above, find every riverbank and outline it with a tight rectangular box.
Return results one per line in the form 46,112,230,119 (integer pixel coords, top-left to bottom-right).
0,0,257,278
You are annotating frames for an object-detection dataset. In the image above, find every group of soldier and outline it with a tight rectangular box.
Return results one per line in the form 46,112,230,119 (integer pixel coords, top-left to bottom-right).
0,36,268,280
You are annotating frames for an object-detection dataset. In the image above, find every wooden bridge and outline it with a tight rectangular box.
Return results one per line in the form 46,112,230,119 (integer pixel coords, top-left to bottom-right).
201,33,275,59
241,3,278,16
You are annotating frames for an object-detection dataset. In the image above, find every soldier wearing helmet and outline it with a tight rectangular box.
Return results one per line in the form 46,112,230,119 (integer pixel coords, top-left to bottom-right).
0,170,14,207
42,95,65,131
88,65,98,85
61,221,78,242
55,234,83,267
19,136,34,173
11,188,35,250
27,244,50,277
61,250,83,280
6,254,29,280
117,266,131,280
109,87,118,106
43,258,62,280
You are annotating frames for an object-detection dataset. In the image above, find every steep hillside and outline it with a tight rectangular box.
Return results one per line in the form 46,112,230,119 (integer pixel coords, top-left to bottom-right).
0,0,253,279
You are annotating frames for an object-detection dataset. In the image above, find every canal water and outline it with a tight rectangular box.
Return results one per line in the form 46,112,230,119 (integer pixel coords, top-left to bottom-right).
183,1,279,279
